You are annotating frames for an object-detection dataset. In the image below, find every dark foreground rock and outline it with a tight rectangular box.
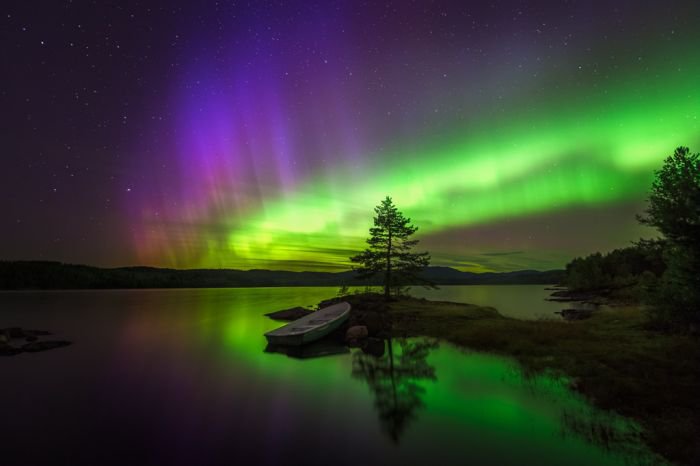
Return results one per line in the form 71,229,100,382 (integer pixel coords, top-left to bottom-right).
22,340,72,352
2,327,53,339
547,289,610,304
345,325,368,344
7,327,25,338
546,286,642,306
556,308,594,321
0,327,71,356
0,343,24,356
265,306,314,321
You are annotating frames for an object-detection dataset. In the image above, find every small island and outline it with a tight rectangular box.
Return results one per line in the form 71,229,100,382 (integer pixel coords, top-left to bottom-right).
289,291,697,466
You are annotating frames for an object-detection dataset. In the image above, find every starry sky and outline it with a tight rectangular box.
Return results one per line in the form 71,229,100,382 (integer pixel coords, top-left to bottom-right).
3,1,700,272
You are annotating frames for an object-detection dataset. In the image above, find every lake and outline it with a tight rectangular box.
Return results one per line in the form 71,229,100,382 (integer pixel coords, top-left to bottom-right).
0,286,660,465
410,284,570,319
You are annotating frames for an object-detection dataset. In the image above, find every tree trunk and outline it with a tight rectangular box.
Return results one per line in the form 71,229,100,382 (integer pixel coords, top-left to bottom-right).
388,337,396,413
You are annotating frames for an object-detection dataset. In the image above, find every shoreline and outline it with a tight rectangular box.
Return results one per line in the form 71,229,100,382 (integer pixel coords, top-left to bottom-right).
330,293,699,465
0,282,564,292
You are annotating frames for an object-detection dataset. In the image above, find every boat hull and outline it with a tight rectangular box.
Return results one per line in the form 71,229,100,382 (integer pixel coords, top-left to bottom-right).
264,302,351,346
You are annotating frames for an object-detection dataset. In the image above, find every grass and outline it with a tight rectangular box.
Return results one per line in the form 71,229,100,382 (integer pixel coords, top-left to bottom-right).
386,296,700,466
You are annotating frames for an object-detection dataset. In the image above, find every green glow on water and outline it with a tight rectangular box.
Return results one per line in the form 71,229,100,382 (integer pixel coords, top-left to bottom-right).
165,288,664,464
0,288,665,464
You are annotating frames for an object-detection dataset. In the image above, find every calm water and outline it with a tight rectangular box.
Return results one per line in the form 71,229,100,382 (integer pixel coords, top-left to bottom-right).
0,287,660,466
410,284,570,319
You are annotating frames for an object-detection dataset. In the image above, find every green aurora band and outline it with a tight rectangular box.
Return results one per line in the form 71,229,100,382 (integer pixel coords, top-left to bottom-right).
217,56,700,271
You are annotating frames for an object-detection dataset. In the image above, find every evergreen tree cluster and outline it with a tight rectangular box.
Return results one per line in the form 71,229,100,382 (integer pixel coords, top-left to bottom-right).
565,146,700,330
565,240,665,296
638,147,700,329
350,196,432,299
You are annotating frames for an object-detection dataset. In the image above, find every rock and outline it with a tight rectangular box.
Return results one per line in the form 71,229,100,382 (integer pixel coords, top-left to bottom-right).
2,328,53,337
6,327,25,339
21,340,72,353
265,306,314,321
556,308,593,321
345,325,368,343
0,343,23,356
548,289,605,304
0,328,70,355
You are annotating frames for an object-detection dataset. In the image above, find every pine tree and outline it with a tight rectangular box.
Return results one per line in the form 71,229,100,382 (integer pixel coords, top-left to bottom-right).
637,146,700,329
350,196,432,299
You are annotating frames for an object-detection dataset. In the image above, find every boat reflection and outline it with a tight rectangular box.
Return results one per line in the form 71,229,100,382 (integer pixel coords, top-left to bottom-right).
264,338,350,359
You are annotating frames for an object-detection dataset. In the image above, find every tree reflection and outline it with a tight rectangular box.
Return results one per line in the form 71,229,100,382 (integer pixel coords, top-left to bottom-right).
352,338,439,443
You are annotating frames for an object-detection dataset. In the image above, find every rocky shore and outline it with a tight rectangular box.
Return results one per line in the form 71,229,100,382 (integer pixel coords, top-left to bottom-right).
265,292,698,465
0,327,71,356
546,285,642,307
386,296,698,466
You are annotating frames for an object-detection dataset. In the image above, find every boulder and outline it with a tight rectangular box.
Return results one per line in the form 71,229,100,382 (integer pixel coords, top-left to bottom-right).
0,343,23,356
6,327,25,339
556,308,593,321
21,341,72,353
345,325,368,343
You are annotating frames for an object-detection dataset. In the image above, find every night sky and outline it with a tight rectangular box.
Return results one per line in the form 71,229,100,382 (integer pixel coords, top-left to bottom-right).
3,1,700,272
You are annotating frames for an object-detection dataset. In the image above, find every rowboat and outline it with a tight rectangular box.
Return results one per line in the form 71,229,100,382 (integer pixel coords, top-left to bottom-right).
264,302,351,346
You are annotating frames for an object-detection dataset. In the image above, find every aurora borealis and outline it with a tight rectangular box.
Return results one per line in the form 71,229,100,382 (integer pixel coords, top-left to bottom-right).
3,1,700,271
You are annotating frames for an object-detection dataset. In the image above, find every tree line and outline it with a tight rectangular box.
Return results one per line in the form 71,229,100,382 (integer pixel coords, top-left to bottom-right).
564,240,665,295
0,260,560,290
565,147,700,331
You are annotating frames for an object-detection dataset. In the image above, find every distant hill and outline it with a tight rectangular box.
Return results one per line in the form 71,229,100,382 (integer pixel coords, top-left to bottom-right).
0,261,564,290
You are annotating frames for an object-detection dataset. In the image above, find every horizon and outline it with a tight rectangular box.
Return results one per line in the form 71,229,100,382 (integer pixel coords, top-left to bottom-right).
2,4,698,464
3,2,697,272
1,259,564,274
